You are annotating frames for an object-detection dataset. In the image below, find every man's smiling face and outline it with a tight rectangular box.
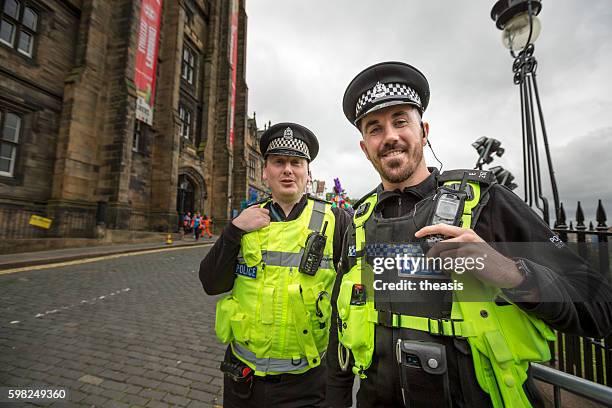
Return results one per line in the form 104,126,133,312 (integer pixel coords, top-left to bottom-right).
359,104,428,185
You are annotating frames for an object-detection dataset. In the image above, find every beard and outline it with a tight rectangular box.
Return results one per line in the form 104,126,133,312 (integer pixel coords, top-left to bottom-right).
372,142,424,184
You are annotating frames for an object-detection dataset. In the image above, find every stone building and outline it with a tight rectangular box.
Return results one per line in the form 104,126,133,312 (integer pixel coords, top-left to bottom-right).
233,114,267,211
0,0,264,246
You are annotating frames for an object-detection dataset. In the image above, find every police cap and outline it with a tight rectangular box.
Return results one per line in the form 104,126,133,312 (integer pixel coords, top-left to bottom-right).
259,122,319,162
343,61,430,128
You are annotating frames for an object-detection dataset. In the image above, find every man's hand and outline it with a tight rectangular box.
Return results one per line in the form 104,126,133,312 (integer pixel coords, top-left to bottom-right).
231,206,270,232
415,224,525,289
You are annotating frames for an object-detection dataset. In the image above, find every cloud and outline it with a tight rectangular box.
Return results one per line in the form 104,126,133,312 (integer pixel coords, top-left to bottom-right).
246,0,612,215
552,127,612,223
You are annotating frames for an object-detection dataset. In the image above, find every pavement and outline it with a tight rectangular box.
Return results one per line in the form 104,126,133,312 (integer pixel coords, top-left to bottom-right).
0,236,216,271
0,240,223,407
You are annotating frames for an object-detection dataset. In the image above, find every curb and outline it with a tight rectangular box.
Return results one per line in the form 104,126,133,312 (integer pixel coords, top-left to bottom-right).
0,239,216,271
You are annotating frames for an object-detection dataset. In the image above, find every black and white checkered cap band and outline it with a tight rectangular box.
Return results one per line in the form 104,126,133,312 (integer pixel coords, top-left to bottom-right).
267,136,311,160
355,82,422,121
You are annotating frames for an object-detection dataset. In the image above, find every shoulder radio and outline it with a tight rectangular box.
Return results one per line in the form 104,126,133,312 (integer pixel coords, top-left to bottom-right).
299,221,328,276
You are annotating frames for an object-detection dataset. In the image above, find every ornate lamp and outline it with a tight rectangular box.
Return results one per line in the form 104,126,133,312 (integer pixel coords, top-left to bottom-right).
491,0,560,226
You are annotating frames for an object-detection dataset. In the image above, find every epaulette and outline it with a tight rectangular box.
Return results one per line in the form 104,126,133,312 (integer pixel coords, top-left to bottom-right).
437,169,497,186
352,187,378,212
307,194,333,205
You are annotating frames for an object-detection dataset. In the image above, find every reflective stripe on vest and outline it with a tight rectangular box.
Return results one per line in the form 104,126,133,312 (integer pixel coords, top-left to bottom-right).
238,249,333,270
309,200,326,231
232,342,325,374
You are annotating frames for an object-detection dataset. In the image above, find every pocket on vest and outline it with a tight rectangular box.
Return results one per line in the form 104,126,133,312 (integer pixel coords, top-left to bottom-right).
215,296,241,343
494,304,553,363
230,313,250,343
337,277,371,350
216,296,252,345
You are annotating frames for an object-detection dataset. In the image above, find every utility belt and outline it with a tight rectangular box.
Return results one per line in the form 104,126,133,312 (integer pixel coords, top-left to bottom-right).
221,346,326,400
376,310,473,337
231,342,327,375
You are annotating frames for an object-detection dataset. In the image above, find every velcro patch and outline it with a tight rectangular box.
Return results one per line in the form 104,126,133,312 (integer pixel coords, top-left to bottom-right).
235,263,257,278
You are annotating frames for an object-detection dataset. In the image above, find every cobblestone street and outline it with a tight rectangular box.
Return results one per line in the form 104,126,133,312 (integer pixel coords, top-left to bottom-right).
0,245,224,407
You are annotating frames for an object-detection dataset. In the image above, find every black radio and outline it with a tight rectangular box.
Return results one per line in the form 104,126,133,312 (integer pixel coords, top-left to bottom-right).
425,175,469,248
299,221,328,276
220,359,253,383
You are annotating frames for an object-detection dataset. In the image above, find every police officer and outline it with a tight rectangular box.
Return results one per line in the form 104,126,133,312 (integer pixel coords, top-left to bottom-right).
326,62,612,407
199,122,351,407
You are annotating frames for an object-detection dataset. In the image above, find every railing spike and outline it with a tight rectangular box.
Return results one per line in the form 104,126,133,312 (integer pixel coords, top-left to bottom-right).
588,221,594,231
596,199,607,230
576,201,586,230
556,202,567,229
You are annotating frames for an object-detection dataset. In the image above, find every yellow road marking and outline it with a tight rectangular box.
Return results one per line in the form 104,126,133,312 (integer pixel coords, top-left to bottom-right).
0,243,213,275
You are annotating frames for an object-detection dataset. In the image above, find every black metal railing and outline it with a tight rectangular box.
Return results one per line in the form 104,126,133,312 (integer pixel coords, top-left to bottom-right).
0,203,50,239
532,363,612,407
550,199,611,394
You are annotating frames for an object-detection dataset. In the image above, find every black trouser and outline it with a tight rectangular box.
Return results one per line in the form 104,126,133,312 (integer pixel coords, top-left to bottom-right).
194,227,200,240
222,348,327,408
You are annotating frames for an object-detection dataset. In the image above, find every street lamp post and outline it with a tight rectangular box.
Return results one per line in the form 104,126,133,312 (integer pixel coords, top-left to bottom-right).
491,0,560,226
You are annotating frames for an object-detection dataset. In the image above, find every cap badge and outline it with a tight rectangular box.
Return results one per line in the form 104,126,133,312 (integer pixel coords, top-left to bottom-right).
373,81,388,99
283,127,294,140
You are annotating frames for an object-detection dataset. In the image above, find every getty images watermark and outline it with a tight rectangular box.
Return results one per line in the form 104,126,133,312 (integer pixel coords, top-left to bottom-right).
371,254,487,292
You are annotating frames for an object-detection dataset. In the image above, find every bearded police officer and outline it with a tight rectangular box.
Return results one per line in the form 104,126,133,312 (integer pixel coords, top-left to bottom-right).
199,122,350,407
325,62,612,408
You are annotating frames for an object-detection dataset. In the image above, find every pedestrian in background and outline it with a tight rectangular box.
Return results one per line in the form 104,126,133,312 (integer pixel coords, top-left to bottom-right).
203,214,213,239
183,212,192,234
192,211,202,240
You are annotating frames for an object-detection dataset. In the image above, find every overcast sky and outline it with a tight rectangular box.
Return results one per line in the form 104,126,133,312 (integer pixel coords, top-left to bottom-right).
245,0,612,223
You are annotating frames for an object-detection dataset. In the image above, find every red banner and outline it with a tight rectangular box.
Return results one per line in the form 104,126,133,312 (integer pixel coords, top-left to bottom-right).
227,0,239,149
135,0,163,125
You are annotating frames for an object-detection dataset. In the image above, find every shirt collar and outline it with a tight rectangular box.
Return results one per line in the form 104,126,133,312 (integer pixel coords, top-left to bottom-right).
269,194,308,221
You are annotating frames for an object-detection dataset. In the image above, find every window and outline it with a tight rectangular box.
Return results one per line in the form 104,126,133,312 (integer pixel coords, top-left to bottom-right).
0,0,39,58
0,109,21,177
179,104,193,143
181,45,196,85
247,155,256,180
133,120,144,152
184,5,193,27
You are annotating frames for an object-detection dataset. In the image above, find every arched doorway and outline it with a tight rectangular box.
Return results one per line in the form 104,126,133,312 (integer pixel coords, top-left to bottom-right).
177,175,195,218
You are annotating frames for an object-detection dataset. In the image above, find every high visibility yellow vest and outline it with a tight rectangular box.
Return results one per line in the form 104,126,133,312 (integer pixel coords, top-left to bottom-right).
215,198,337,376
337,181,556,407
